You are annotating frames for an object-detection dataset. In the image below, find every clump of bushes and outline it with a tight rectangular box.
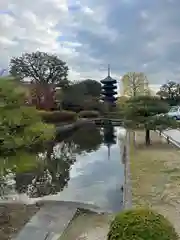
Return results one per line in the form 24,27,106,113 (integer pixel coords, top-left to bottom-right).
78,110,100,119
107,208,178,240
38,110,77,123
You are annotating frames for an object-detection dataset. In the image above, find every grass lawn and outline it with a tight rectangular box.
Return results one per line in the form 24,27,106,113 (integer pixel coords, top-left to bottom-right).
130,130,180,235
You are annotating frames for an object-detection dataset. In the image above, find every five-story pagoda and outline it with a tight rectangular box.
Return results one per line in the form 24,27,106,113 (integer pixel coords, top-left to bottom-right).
100,65,117,107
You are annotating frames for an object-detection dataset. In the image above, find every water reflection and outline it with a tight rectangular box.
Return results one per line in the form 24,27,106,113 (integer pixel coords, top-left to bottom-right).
15,141,77,198
70,124,103,153
103,124,116,160
0,124,125,211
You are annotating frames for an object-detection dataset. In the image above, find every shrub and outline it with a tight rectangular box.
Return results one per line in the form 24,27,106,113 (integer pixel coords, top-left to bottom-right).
107,208,178,240
78,110,100,118
38,110,77,123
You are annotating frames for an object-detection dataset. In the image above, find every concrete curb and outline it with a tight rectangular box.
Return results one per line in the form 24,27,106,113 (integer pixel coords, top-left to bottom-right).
156,130,180,148
123,131,132,209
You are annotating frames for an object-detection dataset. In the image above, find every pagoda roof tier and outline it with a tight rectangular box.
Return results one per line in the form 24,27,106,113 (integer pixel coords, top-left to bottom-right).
101,76,117,84
102,96,117,101
102,84,117,90
101,90,117,96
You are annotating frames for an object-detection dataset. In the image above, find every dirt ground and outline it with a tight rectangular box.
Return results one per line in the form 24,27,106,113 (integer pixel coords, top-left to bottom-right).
130,131,180,235
0,203,39,240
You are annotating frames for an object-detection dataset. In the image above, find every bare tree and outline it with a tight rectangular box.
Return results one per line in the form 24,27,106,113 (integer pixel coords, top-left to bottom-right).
121,72,150,97
121,72,150,145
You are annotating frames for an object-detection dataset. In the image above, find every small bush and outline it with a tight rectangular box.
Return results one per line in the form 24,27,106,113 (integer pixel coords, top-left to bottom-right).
38,110,77,123
107,208,178,240
78,110,100,118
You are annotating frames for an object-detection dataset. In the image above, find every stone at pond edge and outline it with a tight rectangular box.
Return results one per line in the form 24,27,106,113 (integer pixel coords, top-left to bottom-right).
0,205,10,224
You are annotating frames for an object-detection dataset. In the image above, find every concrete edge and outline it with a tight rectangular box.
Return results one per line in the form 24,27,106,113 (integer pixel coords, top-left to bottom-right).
36,200,113,214
123,131,132,209
156,130,180,148
117,128,132,210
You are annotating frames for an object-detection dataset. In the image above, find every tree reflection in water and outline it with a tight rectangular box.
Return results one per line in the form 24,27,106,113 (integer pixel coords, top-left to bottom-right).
70,124,103,154
0,124,114,199
15,141,77,198
0,170,16,200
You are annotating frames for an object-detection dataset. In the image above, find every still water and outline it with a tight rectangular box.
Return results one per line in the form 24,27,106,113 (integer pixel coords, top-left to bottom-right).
0,124,125,212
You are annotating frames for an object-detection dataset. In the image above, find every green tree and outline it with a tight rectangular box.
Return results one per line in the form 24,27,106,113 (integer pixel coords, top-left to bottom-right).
156,81,179,99
124,96,178,145
61,79,102,111
121,72,150,97
80,79,101,97
0,77,55,163
9,51,69,87
116,96,128,117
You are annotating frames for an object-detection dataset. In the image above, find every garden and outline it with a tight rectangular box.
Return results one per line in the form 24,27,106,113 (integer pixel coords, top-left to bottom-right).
1,51,180,239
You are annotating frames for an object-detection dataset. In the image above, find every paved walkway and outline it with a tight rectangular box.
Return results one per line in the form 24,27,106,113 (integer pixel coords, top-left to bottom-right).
13,203,77,240
163,129,180,144
13,201,110,240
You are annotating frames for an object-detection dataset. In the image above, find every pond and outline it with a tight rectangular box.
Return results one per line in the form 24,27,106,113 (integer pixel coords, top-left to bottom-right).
0,124,125,212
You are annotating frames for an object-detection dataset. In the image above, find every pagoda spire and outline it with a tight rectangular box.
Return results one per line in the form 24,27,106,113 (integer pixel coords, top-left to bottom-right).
108,64,110,77
108,145,110,160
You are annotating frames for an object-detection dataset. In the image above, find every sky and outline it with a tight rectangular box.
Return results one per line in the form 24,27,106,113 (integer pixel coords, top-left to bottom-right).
0,0,180,92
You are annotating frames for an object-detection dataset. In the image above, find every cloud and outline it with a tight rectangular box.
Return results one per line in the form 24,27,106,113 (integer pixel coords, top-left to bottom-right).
0,0,180,89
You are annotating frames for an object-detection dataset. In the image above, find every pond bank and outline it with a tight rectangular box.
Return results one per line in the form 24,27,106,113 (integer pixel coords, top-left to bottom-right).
130,131,180,235
55,119,93,133
0,203,39,240
122,131,132,209
61,210,113,240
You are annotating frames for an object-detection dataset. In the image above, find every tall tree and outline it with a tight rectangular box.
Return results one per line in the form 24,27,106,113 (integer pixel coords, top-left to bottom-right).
0,77,54,162
10,51,69,86
121,72,150,97
157,81,179,99
81,79,102,97
124,96,178,145
61,79,102,111
10,51,69,110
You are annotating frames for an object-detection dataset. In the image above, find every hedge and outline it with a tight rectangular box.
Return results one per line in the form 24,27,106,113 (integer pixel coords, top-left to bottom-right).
107,208,178,240
38,110,77,123
78,110,100,118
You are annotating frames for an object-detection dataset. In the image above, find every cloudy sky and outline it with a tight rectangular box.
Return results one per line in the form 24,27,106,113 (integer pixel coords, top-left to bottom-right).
0,0,180,91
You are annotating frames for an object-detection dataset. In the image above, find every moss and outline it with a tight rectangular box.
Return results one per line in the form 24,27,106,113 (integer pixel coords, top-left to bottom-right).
107,208,178,240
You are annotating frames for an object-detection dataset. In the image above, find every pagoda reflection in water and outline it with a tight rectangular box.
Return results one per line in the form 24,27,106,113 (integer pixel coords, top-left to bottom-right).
103,124,116,160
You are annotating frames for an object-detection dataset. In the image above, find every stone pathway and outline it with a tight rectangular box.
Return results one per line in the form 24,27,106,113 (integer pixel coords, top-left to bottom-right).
13,203,77,240
12,201,111,240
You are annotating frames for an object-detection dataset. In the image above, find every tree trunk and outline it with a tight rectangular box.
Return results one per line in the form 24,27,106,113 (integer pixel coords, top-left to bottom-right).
145,129,151,145
132,131,136,146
